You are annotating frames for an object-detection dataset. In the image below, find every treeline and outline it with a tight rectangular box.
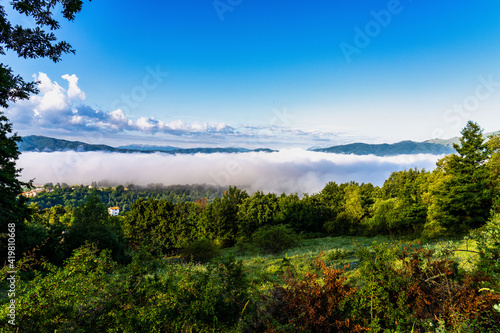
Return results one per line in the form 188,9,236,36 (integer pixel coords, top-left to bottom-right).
30,183,226,211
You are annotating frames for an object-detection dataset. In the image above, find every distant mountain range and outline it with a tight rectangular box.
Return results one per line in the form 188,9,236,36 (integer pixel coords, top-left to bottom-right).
19,132,498,156
18,136,276,154
117,144,273,154
311,131,498,156
312,140,455,156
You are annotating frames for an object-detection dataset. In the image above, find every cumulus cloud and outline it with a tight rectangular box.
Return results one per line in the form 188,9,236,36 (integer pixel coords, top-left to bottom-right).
4,72,366,147
61,74,87,100
18,150,441,194
3,72,372,148
5,72,234,136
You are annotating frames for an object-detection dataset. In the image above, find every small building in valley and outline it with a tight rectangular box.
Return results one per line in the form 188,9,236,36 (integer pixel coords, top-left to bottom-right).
108,207,120,216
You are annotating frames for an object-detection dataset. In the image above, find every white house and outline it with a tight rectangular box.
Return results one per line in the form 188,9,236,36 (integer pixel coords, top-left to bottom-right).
108,207,120,216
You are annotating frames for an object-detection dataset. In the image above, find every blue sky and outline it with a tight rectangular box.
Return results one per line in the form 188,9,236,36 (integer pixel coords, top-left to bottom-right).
4,0,500,148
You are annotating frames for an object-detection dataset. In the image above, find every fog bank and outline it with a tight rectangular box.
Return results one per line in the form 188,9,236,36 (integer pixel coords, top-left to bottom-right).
19,150,442,194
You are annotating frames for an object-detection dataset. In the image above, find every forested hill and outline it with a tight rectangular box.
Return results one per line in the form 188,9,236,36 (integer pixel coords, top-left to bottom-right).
18,135,129,152
29,184,225,211
20,135,457,156
18,135,275,154
312,140,455,156
18,135,129,153
22,135,499,156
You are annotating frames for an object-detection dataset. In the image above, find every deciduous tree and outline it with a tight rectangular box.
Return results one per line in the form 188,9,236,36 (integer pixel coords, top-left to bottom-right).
1,0,88,260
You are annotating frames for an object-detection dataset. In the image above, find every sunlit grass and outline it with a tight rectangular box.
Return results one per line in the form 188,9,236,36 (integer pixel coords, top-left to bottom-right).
157,235,482,294
422,238,480,272
219,235,482,291
225,235,399,289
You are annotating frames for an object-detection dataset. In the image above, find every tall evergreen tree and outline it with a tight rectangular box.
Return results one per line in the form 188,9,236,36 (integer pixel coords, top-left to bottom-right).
430,121,492,233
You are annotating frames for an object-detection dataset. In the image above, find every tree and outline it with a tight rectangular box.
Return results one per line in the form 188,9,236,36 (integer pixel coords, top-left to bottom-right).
452,121,490,168
1,0,87,106
0,112,29,220
486,133,500,201
1,0,87,261
370,168,430,236
324,183,365,235
65,193,126,262
426,121,493,234
199,186,248,245
275,193,325,234
317,181,345,233
237,191,279,240
123,197,201,253
367,198,400,235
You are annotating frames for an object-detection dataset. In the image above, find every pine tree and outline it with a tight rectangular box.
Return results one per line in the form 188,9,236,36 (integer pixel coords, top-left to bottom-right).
431,121,492,233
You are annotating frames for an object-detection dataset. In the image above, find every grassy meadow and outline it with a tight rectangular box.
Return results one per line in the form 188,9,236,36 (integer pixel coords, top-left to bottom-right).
227,235,479,288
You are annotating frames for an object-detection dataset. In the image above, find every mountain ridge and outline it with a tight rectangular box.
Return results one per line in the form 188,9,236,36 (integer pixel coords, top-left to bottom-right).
312,140,456,156
18,135,276,154
19,133,498,156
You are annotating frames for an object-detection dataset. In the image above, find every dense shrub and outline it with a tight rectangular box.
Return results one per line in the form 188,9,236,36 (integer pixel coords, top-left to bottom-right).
474,213,500,281
1,245,250,332
325,248,351,261
116,254,250,332
181,238,220,263
114,253,250,332
354,242,500,332
251,224,300,254
0,244,119,332
246,255,367,332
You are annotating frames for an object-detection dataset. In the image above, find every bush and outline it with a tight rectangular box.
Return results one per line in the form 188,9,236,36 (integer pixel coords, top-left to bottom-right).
0,244,119,332
245,255,367,332
115,253,250,332
474,213,500,281
325,248,352,261
354,242,500,332
181,238,220,263
0,244,251,332
252,224,300,254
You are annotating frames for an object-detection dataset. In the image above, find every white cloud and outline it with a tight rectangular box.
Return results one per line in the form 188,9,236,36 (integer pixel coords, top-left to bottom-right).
136,116,157,132
5,72,235,137
18,150,441,194
32,73,71,113
4,72,376,148
61,74,87,101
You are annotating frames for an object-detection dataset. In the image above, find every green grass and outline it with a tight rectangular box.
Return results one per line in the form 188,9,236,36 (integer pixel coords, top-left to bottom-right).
152,235,482,297
422,237,480,272
218,235,481,291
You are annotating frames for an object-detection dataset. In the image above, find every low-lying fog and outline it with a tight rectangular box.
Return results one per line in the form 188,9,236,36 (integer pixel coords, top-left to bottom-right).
19,149,442,194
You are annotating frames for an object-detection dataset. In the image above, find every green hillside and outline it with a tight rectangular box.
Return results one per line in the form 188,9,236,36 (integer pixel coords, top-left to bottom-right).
19,135,276,154
313,140,455,156
18,135,129,152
